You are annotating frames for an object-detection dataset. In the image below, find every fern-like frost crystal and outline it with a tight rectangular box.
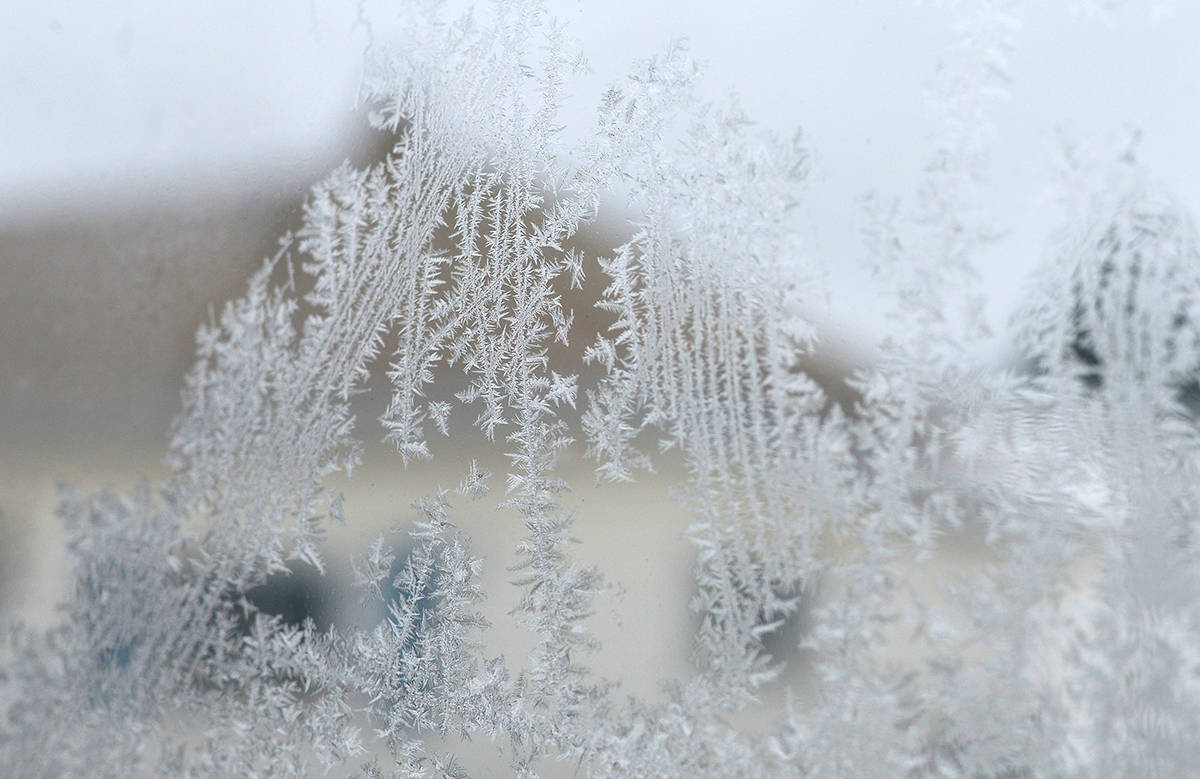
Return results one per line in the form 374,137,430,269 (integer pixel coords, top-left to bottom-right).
4,1,1200,776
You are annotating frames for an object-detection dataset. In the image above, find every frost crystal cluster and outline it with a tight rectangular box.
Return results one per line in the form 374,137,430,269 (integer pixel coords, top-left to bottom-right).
5,2,1200,776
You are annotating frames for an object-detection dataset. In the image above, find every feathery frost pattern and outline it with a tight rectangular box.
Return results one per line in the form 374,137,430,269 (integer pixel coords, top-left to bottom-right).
4,1,1200,775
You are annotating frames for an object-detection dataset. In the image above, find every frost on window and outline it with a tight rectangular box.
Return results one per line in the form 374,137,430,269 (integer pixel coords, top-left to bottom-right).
4,1,1200,776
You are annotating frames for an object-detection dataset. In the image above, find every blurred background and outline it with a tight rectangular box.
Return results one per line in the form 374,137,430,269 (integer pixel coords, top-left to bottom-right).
4,2,1200,752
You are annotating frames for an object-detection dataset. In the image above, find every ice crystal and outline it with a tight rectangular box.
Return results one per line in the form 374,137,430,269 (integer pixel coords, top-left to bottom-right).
4,1,1200,776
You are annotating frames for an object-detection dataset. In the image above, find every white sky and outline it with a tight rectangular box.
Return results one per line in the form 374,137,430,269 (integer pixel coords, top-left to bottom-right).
4,0,1200,358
